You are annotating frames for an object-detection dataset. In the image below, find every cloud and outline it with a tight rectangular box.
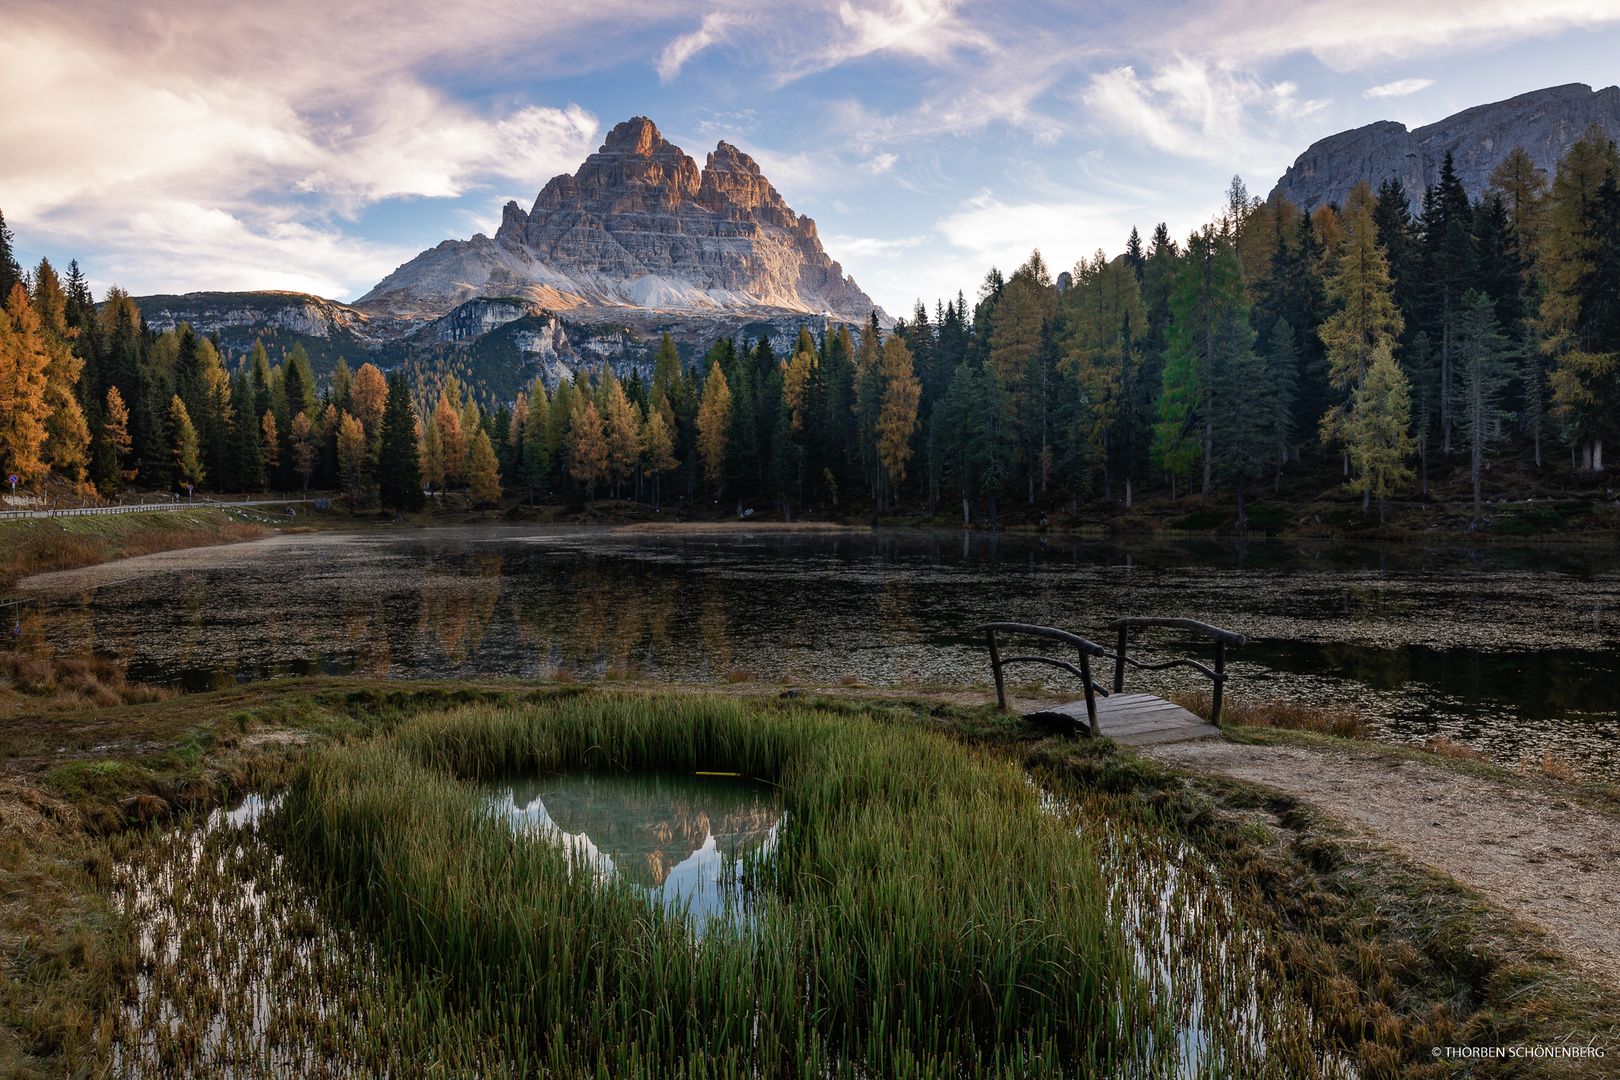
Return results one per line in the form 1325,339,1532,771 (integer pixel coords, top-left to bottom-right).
1163,0,1620,70
825,233,928,258
935,192,1136,281
1364,78,1435,99
861,153,899,174
657,13,742,82
1082,60,1326,167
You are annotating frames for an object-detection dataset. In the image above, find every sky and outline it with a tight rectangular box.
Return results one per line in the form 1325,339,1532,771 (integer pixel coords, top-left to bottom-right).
4,0,1620,316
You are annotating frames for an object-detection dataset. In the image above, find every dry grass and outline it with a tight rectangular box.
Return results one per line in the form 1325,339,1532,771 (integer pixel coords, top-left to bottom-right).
725,666,753,683
1522,750,1582,782
0,652,174,711
549,669,577,684
1175,690,1371,739
602,663,637,681
1422,736,1490,763
0,515,272,587
837,674,863,686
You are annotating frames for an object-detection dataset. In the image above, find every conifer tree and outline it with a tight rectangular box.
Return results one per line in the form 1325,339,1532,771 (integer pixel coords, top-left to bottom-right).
336,412,366,508
1262,320,1299,492
31,260,90,484
0,210,20,301
547,378,575,467
520,379,551,504
601,371,641,503
167,395,204,491
1318,203,1403,468
1157,228,1247,496
876,336,921,508
283,344,318,421
1416,152,1477,452
642,409,677,510
94,386,135,494
290,412,315,495
434,378,466,484
260,411,280,485
1405,332,1439,492
1345,349,1416,522
423,418,443,496
1487,146,1551,274
377,371,424,516
229,372,265,492
351,362,388,438
568,389,608,508
1450,291,1514,527
0,285,50,484
467,428,501,508
696,361,732,493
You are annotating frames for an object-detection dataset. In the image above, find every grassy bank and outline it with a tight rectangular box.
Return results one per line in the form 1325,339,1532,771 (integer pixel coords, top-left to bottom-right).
0,510,275,591
1,679,1614,1077
275,693,1132,1077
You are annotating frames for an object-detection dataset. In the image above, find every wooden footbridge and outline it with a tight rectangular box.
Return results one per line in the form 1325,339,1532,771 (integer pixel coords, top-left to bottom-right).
976,618,1245,746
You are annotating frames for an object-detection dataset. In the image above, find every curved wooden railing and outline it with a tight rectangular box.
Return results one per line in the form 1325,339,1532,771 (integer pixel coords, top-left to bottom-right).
973,623,1111,736
1105,617,1246,724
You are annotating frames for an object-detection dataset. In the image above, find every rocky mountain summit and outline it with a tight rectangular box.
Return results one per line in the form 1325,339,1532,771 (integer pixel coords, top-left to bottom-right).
1272,83,1620,211
358,117,881,323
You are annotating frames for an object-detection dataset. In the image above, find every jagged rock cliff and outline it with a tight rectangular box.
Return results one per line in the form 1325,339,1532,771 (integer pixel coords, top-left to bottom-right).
358,117,882,323
1273,83,1620,212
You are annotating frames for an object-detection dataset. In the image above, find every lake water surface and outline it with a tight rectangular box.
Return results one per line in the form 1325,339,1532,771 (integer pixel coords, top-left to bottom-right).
17,526,1620,778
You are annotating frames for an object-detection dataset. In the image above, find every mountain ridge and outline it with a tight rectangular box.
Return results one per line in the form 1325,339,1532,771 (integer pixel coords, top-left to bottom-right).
1272,82,1620,212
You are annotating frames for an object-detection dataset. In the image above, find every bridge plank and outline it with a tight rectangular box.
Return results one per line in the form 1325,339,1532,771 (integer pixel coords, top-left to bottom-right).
1023,693,1221,746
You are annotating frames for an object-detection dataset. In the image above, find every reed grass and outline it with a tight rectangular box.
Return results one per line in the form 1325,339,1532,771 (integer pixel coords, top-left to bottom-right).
277,693,1141,1076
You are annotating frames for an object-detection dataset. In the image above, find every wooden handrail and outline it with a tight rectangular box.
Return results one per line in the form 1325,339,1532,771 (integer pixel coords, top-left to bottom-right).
1104,617,1246,647
974,623,1109,736
1107,616,1244,725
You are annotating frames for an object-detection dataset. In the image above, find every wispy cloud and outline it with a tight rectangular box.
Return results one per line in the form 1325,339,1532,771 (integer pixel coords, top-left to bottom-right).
1364,78,1435,99
657,12,742,82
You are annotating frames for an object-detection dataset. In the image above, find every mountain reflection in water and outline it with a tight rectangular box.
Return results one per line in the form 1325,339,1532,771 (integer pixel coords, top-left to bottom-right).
483,772,782,926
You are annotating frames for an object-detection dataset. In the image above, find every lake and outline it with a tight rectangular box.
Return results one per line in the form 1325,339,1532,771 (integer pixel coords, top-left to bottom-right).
16,525,1620,778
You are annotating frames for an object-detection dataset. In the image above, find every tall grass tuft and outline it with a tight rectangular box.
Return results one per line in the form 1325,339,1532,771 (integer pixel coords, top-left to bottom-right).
279,692,1138,1075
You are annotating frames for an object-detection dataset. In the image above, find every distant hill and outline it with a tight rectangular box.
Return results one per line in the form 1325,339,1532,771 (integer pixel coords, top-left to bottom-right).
130,291,865,412
357,116,884,324
1272,83,1620,212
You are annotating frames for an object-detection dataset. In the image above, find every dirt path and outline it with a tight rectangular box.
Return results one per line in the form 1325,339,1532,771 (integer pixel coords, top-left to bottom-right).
1145,740,1620,991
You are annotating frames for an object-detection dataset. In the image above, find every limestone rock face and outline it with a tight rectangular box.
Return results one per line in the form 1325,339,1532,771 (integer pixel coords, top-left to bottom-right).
1273,83,1620,212
359,117,883,323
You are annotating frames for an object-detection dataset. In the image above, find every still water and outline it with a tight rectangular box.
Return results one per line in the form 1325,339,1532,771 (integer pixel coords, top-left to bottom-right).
482,771,782,930
16,526,1620,777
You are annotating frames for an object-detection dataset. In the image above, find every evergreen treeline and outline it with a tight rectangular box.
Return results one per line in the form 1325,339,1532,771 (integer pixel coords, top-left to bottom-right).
2,127,1617,526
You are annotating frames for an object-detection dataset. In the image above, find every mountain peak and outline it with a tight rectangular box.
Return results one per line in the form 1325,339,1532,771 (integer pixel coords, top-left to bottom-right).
357,117,882,323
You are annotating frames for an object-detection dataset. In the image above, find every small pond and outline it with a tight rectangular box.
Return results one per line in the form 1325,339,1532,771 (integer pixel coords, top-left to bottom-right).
482,771,783,930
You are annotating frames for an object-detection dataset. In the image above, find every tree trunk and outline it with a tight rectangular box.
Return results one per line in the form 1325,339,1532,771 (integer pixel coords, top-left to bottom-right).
963,497,970,526
1379,497,1386,524
1362,487,1370,515
1235,482,1246,530
1419,436,1428,494
1595,438,1605,471
1124,476,1133,509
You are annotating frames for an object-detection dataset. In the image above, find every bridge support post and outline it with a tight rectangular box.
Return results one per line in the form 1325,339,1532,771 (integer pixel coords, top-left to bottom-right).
985,627,1007,711
1212,641,1225,725
1080,652,1100,737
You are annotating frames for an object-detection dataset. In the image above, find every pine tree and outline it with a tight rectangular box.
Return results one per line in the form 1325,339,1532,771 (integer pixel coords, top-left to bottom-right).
93,386,135,495
351,362,388,439
230,372,265,492
1449,291,1514,527
1416,152,1477,452
1543,126,1620,469
1262,320,1299,492
1487,146,1551,275
290,411,315,494
377,371,424,516
32,260,90,484
600,371,641,503
283,344,318,421
568,389,608,508
337,412,367,509
521,380,551,504
434,378,466,485
423,418,443,495
0,285,50,484
876,336,921,508
696,361,732,493
1345,349,1416,522
642,409,677,510
167,395,204,492
467,429,501,508
0,209,21,301
1318,202,1403,471
1157,228,1247,496
260,411,280,485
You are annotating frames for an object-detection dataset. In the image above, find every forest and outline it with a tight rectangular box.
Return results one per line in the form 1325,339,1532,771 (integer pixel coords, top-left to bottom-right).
1,125,1618,529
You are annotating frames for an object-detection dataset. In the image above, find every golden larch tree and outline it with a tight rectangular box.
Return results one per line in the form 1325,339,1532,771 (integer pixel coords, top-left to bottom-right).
0,285,50,484
876,336,920,501
695,362,732,490
290,411,315,494
351,362,388,438
600,374,641,502
467,428,502,508
568,389,608,507
104,386,135,482
337,411,367,507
